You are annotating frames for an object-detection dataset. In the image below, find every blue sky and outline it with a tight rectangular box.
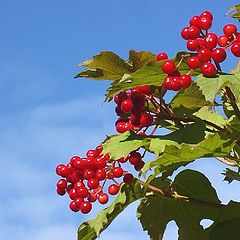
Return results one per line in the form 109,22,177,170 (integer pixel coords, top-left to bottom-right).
1,1,240,239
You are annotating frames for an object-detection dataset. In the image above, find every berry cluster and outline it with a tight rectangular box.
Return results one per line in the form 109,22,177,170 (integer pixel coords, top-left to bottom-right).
181,11,240,77
56,145,145,214
155,52,192,91
114,88,154,133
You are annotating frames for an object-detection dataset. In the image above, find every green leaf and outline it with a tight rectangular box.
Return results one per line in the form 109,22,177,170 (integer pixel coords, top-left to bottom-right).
223,168,240,183
75,51,132,80
128,50,156,71
196,73,240,104
229,4,240,21
193,107,226,127
144,132,235,175
171,83,210,110
137,170,240,240
208,217,240,240
106,51,200,100
102,131,150,159
77,181,143,240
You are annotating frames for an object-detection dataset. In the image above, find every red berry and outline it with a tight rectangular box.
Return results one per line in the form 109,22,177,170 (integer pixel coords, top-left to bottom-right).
204,33,217,49
75,197,84,205
161,60,176,74
134,160,145,171
77,187,89,198
170,76,182,91
80,201,92,214
69,188,78,200
95,169,106,180
115,106,124,116
198,48,212,62
136,85,151,95
56,188,66,196
156,52,168,61
188,26,200,39
57,179,67,190
83,169,95,180
85,157,95,170
181,27,189,40
113,167,124,178
132,94,145,106
73,157,86,171
57,165,70,178
123,173,134,184
56,164,64,175
121,99,133,113
88,192,97,202
118,157,128,163
140,113,154,127
223,24,237,37
187,56,200,69
69,200,80,212
116,122,125,133
200,11,213,21
122,122,133,132
187,39,199,51
87,179,99,189
217,35,229,47
201,62,216,77
198,17,212,30
190,16,200,28
87,149,98,158
108,184,120,195
179,74,192,89
163,76,173,90
130,114,141,126
95,157,107,169
114,92,127,105
130,105,145,114
129,151,141,165
231,42,240,57
211,48,227,63
98,192,109,204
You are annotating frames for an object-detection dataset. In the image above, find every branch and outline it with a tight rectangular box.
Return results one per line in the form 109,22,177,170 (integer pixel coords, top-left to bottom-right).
225,86,240,120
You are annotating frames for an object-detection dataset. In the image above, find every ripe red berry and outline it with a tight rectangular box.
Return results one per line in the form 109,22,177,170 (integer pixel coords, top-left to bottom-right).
95,169,107,180
123,173,134,184
181,27,189,40
86,149,98,158
68,188,78,200
129,151,142,165
201,62,216,77
231,42,240,57
187,39,199,51
123,122,133,132
83,169,95,180
98,192,109,204
188,26,200,39
170,76,181,91
69,200,80,212
114,92,127,105
197,48,212,62
204,33,217,49
95,157,107,169
132,94,145,106
57,179,67,190
187,56,200,69
120,99,132,113
217,35,229,47
179,75,192,89
161,60,176,74
130,114,141,126
73,157,86,170
116,122,125,133
163,76,173,90
57,165,70,178
108,184,120,195
113,167,124,178
134,160,145,171
211,48,227,63
56,188,66,196
136,85,151,95
198,17,212,30
77,187,89,198
80,201,92,214
189,16,200,28
200,11,213,21
88,192,97,202
87,179,99,189
223,24,237,37
156,52,168,61
140,113,154,127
